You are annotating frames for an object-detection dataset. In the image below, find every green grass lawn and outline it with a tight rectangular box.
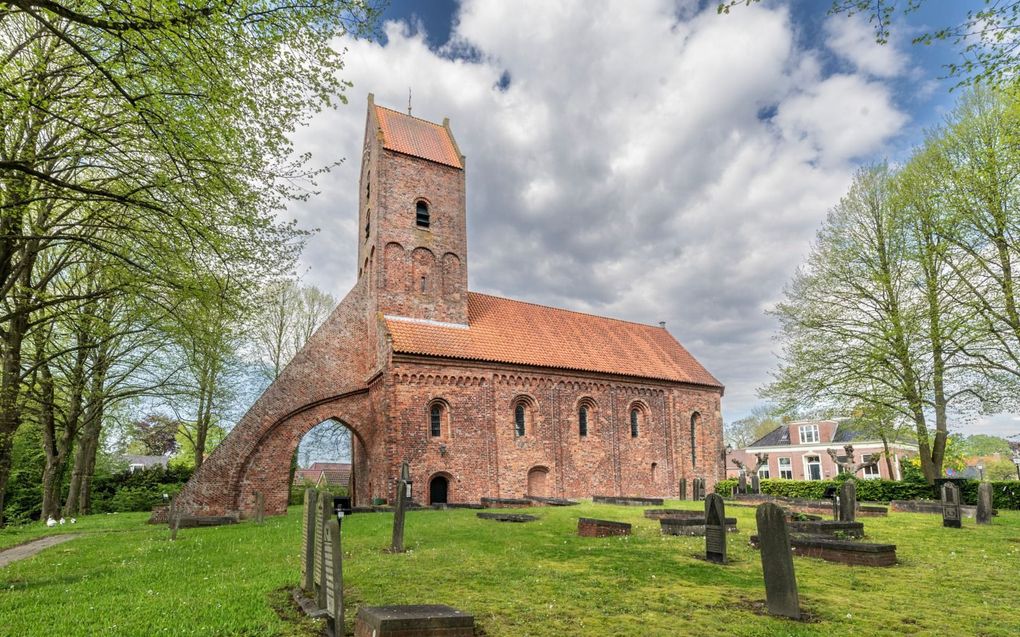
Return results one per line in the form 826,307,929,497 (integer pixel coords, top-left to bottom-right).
2,501,1019,636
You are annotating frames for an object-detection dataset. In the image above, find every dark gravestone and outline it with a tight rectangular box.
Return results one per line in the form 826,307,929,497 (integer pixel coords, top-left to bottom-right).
704,494,727,564
942,482,962,528
693,478,706,501
839,479,857,523
679,478,687,501
323,518,344,636
169,497,181,541
738,473,747,495
977,482,993,525
316,490,332,608
391,462,411,552
756,502,800,619
302,488,317,592
750,474,760,495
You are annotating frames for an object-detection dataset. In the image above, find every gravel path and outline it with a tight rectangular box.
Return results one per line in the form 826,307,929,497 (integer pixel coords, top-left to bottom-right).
0,534,78,567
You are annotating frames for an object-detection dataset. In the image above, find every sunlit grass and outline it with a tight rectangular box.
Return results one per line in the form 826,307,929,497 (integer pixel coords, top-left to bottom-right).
2,501,1019,636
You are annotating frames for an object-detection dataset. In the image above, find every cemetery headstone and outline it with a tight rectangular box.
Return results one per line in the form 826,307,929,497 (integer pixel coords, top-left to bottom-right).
255,492,265,524
302,488,318,591
977,482,993,525
679,478,687,501
316,490,332,608
323,517,344,635
738,473,747,495
391,462,411,553
750,474,760,495
169,496,180,541
941,482,962,529
693,478,706,501
704,494,727,564
755,502,800,619
839,479,857,523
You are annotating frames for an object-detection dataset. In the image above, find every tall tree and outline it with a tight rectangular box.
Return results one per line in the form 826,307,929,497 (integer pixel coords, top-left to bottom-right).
251,279,336,382
764,166,972,482
0,1,378,522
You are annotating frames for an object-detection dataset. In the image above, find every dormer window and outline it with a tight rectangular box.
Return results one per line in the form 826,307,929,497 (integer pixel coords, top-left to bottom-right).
799,424,819,444
416,200,430,228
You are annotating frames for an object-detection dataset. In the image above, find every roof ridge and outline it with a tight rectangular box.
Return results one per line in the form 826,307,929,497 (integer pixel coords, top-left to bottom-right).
467,290,666,332
375,104,447,128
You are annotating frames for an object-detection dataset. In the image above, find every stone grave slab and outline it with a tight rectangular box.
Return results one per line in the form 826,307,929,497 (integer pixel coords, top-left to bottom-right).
354,605,474,637
592,495,665,506
577,518,632,537
477,512,539,523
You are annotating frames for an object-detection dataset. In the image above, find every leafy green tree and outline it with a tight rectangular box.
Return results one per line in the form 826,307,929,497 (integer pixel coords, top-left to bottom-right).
0,0,379,523
724,403,788,448
171,423,226,469
764,165,973,483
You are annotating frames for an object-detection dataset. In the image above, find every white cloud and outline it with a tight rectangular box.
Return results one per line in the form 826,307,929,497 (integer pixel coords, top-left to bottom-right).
824,13,908,78
286,0,911,422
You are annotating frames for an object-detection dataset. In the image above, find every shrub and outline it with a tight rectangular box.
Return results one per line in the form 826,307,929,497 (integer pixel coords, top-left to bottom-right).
91,465,193,513
714,475,1020,509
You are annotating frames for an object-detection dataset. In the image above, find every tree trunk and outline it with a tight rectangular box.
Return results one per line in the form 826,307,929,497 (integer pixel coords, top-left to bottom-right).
880,432,895,479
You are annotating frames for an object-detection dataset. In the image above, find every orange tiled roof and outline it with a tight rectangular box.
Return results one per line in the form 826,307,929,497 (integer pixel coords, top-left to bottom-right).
375,105,463,169
385,292,723,388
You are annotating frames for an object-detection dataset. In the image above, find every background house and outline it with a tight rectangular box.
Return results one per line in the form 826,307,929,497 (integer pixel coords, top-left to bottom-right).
120,454,170,473
726,419,918,481
295,462,352,491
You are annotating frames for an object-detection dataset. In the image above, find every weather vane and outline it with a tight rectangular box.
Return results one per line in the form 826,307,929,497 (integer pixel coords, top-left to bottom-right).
407,87,412,115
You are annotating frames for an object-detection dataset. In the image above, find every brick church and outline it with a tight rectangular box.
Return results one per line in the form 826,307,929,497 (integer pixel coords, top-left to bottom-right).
173,96,725,518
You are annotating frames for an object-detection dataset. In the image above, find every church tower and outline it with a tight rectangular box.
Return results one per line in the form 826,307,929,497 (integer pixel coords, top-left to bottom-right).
358,94,468,325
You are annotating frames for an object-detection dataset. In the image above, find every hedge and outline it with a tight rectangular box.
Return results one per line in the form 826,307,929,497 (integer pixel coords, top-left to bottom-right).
90,465,194,513
713,477,1020,510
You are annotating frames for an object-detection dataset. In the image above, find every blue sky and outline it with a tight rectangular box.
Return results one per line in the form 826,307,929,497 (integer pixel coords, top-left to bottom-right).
286,0,1018,447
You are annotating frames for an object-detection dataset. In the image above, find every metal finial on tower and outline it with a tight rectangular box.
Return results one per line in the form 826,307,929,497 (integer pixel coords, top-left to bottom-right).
408,87,412,115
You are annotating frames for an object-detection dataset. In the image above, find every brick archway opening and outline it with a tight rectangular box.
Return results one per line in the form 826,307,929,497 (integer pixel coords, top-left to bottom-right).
229,393,375,518
293,419,363,506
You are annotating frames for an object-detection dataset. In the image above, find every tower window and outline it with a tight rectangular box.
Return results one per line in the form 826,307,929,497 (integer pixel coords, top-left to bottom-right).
514,404,526,437
365,220,370,240
630,409,640,438
416,200,430,228
430,404,442,437
579,406,588,437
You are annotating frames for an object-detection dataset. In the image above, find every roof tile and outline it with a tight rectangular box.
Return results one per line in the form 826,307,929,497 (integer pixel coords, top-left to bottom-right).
375,106,462,168
385,292,722,387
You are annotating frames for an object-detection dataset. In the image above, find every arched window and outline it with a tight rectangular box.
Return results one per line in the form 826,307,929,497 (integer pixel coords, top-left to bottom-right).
430,404,442,437
630,408,640,438
579,406,588,437
690,412,699,467
514,404,526,437
416,200,430,228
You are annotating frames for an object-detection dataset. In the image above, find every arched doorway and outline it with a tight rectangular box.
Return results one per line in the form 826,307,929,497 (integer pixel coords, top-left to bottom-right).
527,466,549,497
429,475,449,504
